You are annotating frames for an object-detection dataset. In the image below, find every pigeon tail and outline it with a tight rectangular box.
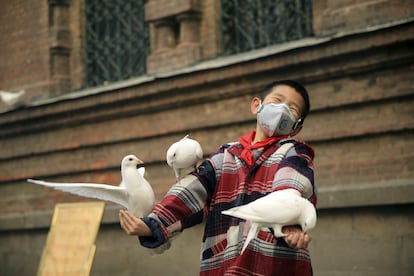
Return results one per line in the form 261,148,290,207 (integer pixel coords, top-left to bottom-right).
221,208,238,217
241,223,259,254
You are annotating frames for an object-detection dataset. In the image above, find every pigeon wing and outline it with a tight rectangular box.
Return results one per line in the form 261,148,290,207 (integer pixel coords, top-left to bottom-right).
223,193,302,224
252,194,303,224
28,179,129,208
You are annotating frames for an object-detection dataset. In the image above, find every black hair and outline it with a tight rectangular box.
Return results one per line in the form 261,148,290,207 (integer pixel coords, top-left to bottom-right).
260,80,310,124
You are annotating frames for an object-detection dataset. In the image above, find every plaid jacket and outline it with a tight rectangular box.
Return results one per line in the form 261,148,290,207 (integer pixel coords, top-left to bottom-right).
140,138,317,276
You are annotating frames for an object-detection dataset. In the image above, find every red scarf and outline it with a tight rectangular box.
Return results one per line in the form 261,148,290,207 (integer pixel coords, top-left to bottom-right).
238,130,287,166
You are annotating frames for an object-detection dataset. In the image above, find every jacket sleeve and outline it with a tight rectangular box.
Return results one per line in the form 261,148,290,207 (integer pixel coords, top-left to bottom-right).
272,140,317,205
138,158,219,249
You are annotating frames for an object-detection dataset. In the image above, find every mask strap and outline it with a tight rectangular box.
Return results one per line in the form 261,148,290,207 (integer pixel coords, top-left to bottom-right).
257,101,264,113
292,118,302,130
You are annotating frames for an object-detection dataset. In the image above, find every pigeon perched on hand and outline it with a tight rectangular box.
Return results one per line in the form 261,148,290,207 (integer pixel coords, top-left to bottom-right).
0,89,25,107
166,134,203,182
222,188,317,254
28,154,155,218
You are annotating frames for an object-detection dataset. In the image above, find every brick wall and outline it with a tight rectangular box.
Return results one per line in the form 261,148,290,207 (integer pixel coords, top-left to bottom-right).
200,0,221,58
313,0,414,35
0,0,413,275
0,0,84,108
1,0,412,104
145,0,203,73
68,0,85,91
0,1,49,105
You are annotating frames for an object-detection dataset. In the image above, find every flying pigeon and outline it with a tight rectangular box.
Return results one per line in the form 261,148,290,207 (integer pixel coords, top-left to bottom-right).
0,89,25,107
222,188,317,254
27,154,155,218
166,134,203,182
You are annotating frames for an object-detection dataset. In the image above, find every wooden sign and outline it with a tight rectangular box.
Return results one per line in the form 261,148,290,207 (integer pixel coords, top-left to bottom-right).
37,202,105,276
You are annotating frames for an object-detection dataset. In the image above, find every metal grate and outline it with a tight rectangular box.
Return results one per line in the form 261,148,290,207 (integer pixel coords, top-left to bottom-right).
84,0,149,88
221,0,313,55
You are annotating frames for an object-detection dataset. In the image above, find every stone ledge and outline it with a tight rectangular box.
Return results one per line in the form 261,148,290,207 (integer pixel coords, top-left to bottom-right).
145,0,201,22
317,179,414,209
1,179,413,232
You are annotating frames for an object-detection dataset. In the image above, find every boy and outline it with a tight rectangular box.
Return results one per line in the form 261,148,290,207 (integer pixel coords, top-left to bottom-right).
120,80,316,275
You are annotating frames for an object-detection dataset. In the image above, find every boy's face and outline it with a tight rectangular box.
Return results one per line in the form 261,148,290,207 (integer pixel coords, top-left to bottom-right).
251,84,306,139
261,84,305,121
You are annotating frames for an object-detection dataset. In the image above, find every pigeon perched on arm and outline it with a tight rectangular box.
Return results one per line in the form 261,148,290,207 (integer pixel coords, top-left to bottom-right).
0,89,25,107
27,154,155,218
166,134,203,182
222,188,317,254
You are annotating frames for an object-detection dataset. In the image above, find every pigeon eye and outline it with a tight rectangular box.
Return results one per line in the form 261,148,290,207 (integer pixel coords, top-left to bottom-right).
128,158,133,161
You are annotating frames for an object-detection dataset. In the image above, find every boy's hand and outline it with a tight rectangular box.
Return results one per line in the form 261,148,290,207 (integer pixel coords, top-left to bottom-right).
282,225,311,249
119,209,152,236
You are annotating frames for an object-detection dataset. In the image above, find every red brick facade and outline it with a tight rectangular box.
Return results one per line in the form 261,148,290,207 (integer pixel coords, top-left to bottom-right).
0,0,413,275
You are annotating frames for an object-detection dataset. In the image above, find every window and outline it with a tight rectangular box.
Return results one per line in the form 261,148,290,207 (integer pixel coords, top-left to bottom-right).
84,0,149,87
221,0,313,55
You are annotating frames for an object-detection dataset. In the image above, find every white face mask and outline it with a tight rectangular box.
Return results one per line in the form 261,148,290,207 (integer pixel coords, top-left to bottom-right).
257,102,301,137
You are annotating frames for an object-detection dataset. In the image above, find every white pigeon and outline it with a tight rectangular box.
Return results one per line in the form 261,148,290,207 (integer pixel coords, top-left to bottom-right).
0,89,25,107
166,134,203,182
222,188,317,254
27,154,155,218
